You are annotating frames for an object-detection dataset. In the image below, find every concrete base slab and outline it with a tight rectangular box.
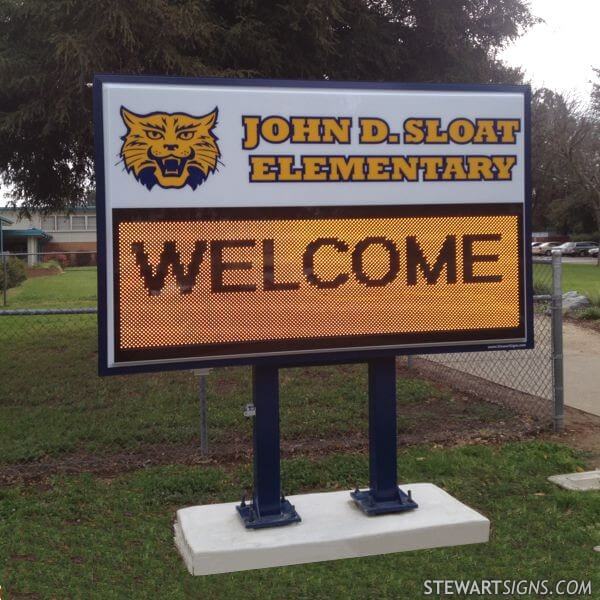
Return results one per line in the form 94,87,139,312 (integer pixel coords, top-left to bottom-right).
548,470,600,491
174,483,490,576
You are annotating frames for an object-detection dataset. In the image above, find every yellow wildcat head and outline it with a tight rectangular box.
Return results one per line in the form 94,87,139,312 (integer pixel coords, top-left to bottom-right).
119,106,220,190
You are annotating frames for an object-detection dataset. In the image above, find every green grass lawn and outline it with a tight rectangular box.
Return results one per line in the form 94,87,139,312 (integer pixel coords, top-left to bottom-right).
0,442,597,599
533,262,600,302
561,263,600,301
4,267,97,308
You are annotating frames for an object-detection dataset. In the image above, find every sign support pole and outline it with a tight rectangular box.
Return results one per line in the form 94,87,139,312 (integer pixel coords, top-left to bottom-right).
237,365,301,529
351,357,418,515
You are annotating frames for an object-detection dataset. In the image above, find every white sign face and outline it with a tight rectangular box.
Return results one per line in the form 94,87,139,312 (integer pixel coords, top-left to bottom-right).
94,76,531,374
100,80,525,209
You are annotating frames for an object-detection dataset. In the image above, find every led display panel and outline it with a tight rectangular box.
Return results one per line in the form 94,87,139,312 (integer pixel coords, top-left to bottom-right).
94,76,532,373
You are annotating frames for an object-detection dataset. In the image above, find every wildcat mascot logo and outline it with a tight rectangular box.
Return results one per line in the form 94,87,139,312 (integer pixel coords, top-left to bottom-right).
119,106,220,190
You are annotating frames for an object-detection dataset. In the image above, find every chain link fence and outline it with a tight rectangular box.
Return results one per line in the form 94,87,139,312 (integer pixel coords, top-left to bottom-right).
1,251,563,431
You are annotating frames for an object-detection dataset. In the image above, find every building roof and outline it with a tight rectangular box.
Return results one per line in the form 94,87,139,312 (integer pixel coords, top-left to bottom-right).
0,215,12,225
3,228,51,240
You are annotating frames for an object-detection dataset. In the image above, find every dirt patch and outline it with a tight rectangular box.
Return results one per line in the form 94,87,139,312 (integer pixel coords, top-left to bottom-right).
0,390,542,486
545,407,600,468
564,315,600,335
1,364,595,486
411,357,600,464
0,424,540,486
25,266,62,278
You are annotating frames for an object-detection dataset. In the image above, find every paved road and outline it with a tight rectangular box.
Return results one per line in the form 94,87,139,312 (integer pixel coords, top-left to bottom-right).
561,257,598,265
533,256,597,265
563,322,600,416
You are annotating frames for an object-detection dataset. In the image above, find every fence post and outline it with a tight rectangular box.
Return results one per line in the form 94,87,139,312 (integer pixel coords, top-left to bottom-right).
551,250,564,432
199,373,208,455
194,369,211,455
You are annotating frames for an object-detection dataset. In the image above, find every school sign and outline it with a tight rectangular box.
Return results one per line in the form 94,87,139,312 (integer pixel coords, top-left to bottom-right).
94,76,532,374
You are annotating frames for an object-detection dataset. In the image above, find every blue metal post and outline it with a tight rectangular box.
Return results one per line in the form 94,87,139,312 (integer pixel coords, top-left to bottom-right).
253,365,282,516
368,357,399,500
351,357,418,515
237,365,301,528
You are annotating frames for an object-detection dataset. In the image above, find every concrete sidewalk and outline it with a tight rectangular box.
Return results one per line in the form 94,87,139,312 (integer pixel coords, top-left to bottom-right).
564,322,600,416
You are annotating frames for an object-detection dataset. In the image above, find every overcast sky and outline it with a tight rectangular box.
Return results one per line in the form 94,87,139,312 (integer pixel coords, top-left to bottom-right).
2,0,598,206
500,0,599,101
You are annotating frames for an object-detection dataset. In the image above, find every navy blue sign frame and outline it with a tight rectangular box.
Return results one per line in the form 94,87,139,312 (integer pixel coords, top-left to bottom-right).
93,74,533,376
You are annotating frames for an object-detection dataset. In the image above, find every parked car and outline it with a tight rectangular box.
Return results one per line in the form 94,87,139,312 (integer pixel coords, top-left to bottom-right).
532,241,562,256
556,241,599,257
589,247,599,257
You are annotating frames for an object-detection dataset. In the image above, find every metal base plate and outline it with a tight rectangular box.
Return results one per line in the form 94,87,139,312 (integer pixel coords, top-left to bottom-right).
236,499,301,529
350,487,418,515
